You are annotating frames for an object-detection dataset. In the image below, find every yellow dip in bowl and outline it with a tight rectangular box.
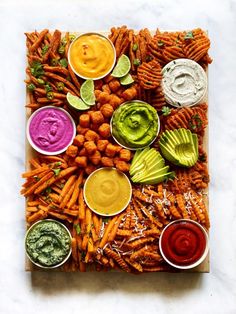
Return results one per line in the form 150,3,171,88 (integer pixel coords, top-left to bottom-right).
68,33,116,80
83,168,132,216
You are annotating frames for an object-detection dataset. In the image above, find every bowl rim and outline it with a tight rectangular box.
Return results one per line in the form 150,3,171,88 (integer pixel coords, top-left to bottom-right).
110,100,160,151
161,58,208,108
25,219,72,269
68,32,116,80
83,167,132,217
159,218,209,270
26,106,76,155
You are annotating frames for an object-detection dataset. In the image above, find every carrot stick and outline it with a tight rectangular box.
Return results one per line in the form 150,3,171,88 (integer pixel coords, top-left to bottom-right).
22,165,49,178
59,181,76,209
23,171,54,196
44,71,80,96
71,237,78,262
67,171,84,209
59,175,77,202
99,216,118,249
30,29,48,53
34,166,77,194
78,189,86,220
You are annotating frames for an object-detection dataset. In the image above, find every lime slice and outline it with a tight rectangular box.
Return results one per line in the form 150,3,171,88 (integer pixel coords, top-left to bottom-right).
80,79,95,106
66,92,90,111
111,54,131,78
120,73,134,85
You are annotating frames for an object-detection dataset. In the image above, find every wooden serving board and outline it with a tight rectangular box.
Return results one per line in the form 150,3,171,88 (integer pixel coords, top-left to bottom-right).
25,30,210,273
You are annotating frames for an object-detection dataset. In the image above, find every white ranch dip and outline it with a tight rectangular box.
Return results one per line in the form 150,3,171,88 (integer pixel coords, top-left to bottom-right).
162,59,207,107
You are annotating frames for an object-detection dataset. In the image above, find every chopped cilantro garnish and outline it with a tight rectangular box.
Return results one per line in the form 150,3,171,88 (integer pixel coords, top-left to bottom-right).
132,43,138,51
53,168,61,176
184,31,194,40
59,58,68,68
161,106,171,116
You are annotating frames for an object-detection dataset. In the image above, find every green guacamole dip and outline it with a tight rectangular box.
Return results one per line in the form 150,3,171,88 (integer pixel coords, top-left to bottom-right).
111,101,159,149
25,220,71,267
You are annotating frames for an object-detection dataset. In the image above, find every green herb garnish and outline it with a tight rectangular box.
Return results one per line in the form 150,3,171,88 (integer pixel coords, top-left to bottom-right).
59,58,68,68
69,34,76,42
75,224,81,235
132,43,138,51
58,44,65,55
161,106,171,116
102,217,110,223
27,83,36,91
133,58,141,66
37,78,45,85
53,168,61,176
184,31,194,40
30,61,44,78
42,44,49,55
157,40,164,47
45,187,52,195
45,83,52,93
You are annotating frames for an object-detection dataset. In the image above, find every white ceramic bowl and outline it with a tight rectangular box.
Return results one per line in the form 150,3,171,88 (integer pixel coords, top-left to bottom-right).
25,219,72,269
83,167,132,217
110,100,160,150
68,32,116,80
26,106,76,155
159,219,209,270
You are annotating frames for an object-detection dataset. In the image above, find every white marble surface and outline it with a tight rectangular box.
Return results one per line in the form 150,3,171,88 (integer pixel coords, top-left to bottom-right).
0,0,236,313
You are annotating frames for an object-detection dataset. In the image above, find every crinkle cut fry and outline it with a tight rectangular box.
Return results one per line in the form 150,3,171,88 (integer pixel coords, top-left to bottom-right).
104,247,130,272
137,59,162,90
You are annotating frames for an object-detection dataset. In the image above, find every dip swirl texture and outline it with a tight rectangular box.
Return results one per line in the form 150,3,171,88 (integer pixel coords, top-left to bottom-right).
28,107,75,153
162,59,207,107
25,220,71,267
111,101,159,149
160,220,207,267
69,33,115,79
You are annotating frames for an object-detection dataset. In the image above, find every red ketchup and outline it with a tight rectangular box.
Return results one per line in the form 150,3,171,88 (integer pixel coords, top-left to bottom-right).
160,220,207,268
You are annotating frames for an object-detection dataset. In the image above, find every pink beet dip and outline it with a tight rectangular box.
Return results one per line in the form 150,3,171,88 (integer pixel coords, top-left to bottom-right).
27,107,75,154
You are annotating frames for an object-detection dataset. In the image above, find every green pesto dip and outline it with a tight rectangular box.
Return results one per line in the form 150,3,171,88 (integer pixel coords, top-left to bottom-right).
25,220,71,267
111,101,159,149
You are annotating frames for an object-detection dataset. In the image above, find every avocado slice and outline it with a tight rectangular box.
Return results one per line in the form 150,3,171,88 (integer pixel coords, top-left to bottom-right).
159,128,198,167
130,147,175,184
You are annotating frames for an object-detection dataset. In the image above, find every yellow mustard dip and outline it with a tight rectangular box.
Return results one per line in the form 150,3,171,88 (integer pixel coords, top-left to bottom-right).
69,33,115,79
84,168,132,216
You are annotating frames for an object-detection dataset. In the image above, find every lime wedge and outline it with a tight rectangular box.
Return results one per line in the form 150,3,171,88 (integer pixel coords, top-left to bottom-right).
66,92,90,111
111,54,131,78
80,79,95,106
120,73,134,85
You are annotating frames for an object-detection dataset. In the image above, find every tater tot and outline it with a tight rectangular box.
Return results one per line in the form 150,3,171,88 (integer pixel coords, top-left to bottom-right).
79,114,90,128
115,160,130,172
66,145,78,158
94,89,102,100
98,123,110,138
90,111,105,125
79,147,87,156
94,80,103,90
105,143,117,157
75,156,87,168
108,79,121,92
77,125,89,135
102,84,111,94
101,157,114,167
90,123,100,132
73,134,85,147
85,164,97,175
109,94,122,108
122,86,137,101
97,91,111,104
119,149,132,161
100,104,114,118
89,150,101,166
103,74,114,83
97,139,109,152
68,158,78,167
84,141,97,155
116,87,125,97
84,130,99,142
